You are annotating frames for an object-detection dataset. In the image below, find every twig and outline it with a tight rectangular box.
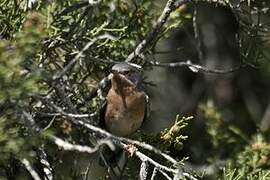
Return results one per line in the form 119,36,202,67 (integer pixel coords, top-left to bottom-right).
151,167,158,180
53,34,116,80
136,151,176,174
38,148,53,180
36,99,197,179
21,159,42,180
50,135,115,153
59,2,89,16
183,160,226,179
43,115,56,131
139,161,148,180
192,3,204,61
159,169,173,180
52,83,77,113
83,164,91,180
69,119,198,180
125,0,188,63
183,172,199,180
173,168,184,180
22,111,41,134
88,0,101,5
37,112,98,118
39,99,177,164
47,135,197,180
150,60,244,74
31,95,198,179
75,120,178,165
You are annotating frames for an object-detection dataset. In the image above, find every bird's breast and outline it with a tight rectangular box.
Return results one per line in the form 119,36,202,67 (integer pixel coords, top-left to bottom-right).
105,88,146,136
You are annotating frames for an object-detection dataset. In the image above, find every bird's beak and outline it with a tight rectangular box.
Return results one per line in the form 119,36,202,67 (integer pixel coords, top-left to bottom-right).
108,71,118,80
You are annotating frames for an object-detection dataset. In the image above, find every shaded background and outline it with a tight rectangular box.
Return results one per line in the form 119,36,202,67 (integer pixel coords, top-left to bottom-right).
144,1,270,176
1,0,270,180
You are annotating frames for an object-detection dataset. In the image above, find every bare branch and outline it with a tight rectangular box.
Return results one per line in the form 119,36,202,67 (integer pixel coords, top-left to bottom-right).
75,119,178,165
135,151,176,174
59,2,89,15
192,3,204,61
37,112,98,118
43,115,56,131
159,169,173,180
21,159,42,180
36,99,198,180
139,161,148,180
38,148,53,180
53,34,116,80
150,60,244,74
50,135,115,153
151,167,158,180
125,0,188,63
47,135,198,180
88,0,101,5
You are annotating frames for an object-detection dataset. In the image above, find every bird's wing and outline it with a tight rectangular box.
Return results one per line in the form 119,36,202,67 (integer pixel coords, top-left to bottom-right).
143,92,150,123
99,101,107,129
98,74,112,129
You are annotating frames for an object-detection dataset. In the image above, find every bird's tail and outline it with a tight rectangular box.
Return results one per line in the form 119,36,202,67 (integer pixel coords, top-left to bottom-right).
99,144,128,180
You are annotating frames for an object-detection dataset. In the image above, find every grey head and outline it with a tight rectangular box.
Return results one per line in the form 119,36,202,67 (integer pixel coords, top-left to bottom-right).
111,62,142,88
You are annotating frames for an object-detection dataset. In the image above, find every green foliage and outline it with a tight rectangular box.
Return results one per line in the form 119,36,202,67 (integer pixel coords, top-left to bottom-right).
0,7,45,168
200,101,247,154
0,0,159,178
0,0,27,39
43,0,157,65
0,115,24,162
1,0,269,179
223,134,270,180
201,101,270,179
160,115,191,151
0,11,46,103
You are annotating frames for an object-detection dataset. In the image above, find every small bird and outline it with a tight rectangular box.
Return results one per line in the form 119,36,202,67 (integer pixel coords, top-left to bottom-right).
99,62,147,179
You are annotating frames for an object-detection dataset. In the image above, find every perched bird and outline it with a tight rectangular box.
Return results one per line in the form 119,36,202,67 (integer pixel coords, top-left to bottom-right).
99,62,147,179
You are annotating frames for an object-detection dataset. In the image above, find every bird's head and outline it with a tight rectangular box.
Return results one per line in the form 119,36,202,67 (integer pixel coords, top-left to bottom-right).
110,63,142,89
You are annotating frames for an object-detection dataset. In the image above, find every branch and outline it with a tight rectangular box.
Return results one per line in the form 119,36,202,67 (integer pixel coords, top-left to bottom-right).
21,159,42,180
75,120,178,165
36,112,98,118
151,167,158,180
37,98,175,164
59,2,89,16
125,0,188,63
49,135,115,153
136,151,176,174
33,96,197,179
150,60,245,74
38,148,53,180
53,34,116,81
192,3,204,61
139,161,148,180
47,135,198,180
159,169,173,180
40,101,198,179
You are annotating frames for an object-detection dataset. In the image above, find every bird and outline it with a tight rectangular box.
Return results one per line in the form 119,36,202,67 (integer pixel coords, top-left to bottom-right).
99,62,148,179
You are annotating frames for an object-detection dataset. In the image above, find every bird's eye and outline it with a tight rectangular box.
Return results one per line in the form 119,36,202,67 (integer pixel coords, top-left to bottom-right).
121,71,130,75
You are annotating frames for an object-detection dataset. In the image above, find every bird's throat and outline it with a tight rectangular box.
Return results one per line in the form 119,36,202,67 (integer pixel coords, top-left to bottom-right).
112,73,129,108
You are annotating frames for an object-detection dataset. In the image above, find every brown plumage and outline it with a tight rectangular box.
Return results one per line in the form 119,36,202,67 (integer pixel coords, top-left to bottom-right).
104,73,146,136
99,63,147,179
